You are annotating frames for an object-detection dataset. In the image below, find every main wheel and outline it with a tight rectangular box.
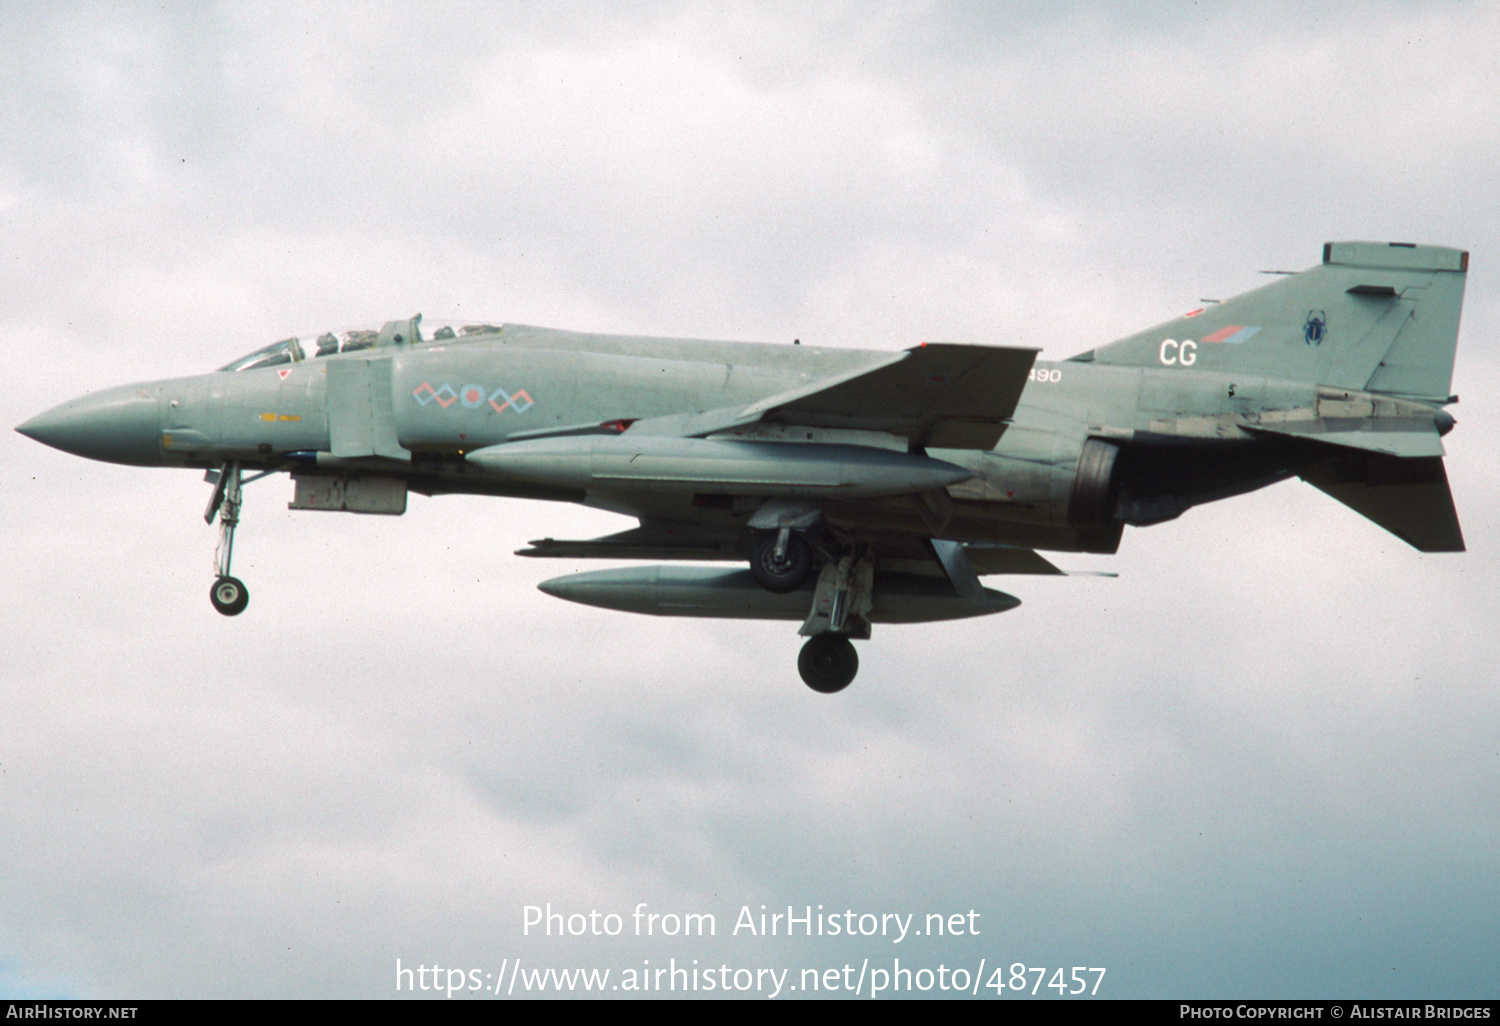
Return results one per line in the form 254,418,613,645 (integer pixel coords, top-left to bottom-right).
210,576,249,617
749,532,813,593
798,634,858,693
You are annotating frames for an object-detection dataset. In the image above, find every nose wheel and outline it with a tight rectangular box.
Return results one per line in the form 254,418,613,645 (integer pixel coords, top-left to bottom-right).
205,462,250,617
210,576,249,616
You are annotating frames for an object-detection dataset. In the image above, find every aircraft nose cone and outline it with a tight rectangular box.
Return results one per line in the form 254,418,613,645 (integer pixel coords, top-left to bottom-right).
17,383,162,466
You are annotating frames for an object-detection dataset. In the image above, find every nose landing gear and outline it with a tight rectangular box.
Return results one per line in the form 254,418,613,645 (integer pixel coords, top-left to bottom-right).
205,462,249,617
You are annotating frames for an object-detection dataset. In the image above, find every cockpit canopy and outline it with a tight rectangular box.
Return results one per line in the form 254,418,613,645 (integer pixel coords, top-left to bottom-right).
217,315,502,372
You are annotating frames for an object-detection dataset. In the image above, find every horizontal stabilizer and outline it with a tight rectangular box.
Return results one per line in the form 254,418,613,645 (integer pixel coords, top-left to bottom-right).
739,343,1038,449
1300,454,1464,552
1245,421,1445,458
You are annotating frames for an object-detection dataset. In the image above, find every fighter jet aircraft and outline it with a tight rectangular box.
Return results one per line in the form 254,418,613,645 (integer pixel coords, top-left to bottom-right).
18,241,1468,692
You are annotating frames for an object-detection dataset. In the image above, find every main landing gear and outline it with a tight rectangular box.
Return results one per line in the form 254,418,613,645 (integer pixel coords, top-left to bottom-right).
749,528,813,592
791,549,875,695
205,461,251,616
742,500,872,694
798,634,858,693
746,499,821,594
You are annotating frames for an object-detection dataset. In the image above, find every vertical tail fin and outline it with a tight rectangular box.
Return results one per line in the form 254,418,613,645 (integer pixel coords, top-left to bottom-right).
1078,242,1469,552
1085,241,1467,402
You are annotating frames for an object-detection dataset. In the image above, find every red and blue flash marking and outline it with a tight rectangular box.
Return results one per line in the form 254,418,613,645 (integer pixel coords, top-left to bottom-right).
1200,325,1261,344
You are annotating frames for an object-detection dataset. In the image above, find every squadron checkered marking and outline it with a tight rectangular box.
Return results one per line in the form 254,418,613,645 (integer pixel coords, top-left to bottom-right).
411,382,458,408
413,382,532,413
488,387,535,414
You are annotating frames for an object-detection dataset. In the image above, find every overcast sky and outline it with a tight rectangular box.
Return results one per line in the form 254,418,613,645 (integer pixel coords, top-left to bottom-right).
2,1,1497,999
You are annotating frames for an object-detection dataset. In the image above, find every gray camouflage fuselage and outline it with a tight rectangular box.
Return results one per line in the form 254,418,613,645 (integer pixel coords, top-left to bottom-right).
16,241,1469,689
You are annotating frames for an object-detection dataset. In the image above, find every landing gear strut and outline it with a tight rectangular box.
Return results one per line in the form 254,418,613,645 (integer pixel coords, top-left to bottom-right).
798,635,858,693
749,528,813,592
206,462,249,616
792,550,874,693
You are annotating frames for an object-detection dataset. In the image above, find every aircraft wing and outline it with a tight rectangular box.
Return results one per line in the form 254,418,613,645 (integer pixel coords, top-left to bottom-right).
734,343,1039,449
594,343,1037,450
962,544,1065,575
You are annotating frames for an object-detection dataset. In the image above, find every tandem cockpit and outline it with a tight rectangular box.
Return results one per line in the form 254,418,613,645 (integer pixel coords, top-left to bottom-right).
216,315,503,372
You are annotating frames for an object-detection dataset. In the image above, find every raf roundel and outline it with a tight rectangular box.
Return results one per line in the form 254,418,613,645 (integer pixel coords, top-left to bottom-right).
459,383,486,409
